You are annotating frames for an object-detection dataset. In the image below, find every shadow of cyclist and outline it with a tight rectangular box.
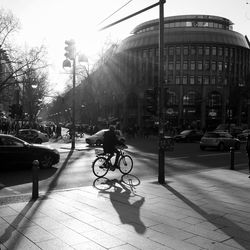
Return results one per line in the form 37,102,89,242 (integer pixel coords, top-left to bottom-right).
99,178,146,234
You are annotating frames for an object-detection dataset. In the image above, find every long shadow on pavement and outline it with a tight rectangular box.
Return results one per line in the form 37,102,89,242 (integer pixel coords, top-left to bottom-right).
96,178,146,234
0,149,74,248
161,183,250,249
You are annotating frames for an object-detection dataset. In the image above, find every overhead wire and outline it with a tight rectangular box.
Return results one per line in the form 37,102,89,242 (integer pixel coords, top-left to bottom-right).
98,0,134,26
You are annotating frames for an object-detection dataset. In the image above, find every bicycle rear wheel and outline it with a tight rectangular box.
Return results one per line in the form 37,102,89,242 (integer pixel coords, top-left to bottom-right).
119,155,133,174
92,157,109,177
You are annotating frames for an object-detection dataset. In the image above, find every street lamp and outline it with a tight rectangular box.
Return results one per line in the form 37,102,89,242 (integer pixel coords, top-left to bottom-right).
63,39,88,149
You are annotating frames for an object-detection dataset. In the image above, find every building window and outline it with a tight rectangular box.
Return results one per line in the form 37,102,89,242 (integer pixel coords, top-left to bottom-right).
191,46,196,55
168,62,174,70
198,61,203,70
204,61,210,71
183,91,196,105
190,61,195,71
183,46,189,55
204,76,209,85
208,93,221,107
176,76,180,85
225,48,229,57
168,91,177,105
212,47,217,56
212,61,216,71
169,47,174,56
211,76,216,85
176,61,181,71
197,76,202,85
190,76,195,85
218,61,223,71
198,46,203,55
218,47,223,57
183,76,187,85
205,46,210,56
183,61,188,70
176,47,181,55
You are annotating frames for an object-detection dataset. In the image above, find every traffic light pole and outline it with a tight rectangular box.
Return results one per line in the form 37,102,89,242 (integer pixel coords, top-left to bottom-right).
99,0,166,183
158,0,165,184
71,57,76,150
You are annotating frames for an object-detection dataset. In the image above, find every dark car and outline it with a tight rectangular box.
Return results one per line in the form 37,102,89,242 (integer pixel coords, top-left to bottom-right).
16,129,49,144
0,134,60,169
174,129,203,142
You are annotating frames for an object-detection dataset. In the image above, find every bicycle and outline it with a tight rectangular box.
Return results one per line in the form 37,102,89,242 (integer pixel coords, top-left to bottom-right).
92,146,133,177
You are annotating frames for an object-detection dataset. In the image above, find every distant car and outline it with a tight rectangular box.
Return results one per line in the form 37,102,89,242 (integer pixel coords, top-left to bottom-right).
200,131,240,151
16,129,49,144
0,134,60,168
174,130,203,142
85,129,125,146
237,129,250,141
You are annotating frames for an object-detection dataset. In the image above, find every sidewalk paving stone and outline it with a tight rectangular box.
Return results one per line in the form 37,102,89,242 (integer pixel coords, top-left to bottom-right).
0,168,250,249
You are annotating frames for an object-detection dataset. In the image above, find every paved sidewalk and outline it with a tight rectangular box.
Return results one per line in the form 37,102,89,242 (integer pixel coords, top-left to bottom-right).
0,169,250,250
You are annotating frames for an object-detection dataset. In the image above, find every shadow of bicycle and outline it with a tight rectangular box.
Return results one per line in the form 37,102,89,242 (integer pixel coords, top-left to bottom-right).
93,174,146,234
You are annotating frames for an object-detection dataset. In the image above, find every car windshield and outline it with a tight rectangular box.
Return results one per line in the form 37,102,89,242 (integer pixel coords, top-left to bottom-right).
95,130,107,136
180,130,191,135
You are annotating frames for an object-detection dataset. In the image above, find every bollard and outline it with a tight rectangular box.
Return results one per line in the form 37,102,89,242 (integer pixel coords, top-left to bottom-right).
230,147,235,170
32,160,39,199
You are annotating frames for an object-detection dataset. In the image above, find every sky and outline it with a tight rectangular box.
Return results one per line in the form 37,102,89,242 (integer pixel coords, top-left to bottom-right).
1,0,250,96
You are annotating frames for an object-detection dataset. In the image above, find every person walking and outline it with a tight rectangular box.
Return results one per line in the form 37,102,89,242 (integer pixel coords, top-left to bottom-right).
246,135,250,178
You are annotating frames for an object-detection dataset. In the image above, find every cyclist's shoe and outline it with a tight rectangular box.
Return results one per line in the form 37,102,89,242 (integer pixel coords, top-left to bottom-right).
110,166,116,171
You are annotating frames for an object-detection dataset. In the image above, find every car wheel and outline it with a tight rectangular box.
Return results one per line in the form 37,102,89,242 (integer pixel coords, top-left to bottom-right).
35,138,42,144
200,145,205,150
96,139,102,146
40,154,53,168
218,143,225,151
234,142,240,150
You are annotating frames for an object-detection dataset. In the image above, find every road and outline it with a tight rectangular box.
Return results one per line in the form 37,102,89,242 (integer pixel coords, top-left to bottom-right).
0,136,249,202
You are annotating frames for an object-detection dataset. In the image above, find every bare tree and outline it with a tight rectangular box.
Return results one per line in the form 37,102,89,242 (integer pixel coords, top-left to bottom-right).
0,8,48,95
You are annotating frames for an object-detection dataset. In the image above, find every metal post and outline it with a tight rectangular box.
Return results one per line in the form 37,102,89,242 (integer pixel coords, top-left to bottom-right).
32,160,39,199
158,0,165,184
72,58,76,150
230,147,235,170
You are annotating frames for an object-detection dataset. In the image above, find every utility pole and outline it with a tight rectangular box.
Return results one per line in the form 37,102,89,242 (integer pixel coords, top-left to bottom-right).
158,0,166,184
99,0,166,183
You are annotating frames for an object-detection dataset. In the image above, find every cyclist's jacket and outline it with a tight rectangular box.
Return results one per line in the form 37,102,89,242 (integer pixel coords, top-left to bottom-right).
103,130,120,154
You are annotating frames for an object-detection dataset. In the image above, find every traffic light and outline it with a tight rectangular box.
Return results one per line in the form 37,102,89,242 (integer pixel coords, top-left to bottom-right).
64,39,75,60
144,88,157,115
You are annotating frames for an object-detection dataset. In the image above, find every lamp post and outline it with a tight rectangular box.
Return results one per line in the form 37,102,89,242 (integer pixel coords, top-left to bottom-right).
63,40,87,149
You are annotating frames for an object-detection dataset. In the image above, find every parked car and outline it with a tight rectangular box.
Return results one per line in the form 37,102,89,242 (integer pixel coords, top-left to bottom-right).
237,129,250,141
200,131,240,151
16,129,49,144
174,129,203,142
85,129,125,146
0,134,60,168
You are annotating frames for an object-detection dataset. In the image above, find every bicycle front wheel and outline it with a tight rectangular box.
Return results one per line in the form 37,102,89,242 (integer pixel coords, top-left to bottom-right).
92,157,109,177
119,155,133,174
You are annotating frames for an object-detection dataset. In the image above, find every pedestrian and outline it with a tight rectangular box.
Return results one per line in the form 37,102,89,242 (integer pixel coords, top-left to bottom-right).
246,135,250,178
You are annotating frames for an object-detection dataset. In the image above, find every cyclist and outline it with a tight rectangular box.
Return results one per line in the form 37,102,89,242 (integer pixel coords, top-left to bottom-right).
103,125,125,171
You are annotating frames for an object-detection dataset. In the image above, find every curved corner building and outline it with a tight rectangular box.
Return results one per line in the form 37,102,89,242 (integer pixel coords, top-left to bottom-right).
117,15,250,130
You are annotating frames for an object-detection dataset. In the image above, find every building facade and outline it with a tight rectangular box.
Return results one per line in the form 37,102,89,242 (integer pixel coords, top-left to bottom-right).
117,15,250,131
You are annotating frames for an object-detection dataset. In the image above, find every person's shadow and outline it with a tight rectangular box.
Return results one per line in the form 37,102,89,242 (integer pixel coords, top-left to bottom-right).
99,179,146,234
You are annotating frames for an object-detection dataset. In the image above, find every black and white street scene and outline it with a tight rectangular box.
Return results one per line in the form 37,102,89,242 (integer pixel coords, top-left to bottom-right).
1,0,250,249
